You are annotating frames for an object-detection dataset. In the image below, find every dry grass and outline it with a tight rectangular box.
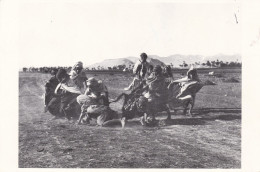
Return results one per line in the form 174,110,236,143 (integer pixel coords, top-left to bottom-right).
19,70,241,168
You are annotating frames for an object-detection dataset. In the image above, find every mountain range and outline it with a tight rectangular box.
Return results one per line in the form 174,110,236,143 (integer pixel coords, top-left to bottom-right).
87,54,241,69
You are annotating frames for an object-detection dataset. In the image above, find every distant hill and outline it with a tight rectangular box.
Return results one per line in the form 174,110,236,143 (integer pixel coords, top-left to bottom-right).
87,54,241,69
124,56,166,66
158,55,202,67
205,54,241,63
157,54,241,67
87,56,166,69
88,58,134,69
148,58,166,67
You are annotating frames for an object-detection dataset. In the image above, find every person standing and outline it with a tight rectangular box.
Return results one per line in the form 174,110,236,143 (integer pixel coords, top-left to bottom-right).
124,53,150,91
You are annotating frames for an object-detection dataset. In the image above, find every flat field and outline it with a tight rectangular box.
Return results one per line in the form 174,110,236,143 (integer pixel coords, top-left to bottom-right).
19,69,241,168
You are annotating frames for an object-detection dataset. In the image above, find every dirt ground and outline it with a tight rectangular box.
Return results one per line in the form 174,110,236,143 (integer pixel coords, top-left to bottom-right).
19,70,241,168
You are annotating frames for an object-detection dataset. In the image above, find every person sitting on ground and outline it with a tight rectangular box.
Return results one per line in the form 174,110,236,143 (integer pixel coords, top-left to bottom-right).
69,61,88,93
76,78,119,126
76,95,119,126
124,53,150,91
44,69,59,113
84,77,109,106
54,68,83,118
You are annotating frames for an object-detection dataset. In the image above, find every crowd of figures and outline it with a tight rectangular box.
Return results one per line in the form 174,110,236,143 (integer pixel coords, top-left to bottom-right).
22,66,71,73
22,65,132,73
43,53,204,128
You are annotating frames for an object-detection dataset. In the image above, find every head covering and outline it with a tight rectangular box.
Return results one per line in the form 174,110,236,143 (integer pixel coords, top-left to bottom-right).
72,61,83,70
187,66,199,81
187,65,194,75
153,65,162,75
148,65,154,71
56,69,69,82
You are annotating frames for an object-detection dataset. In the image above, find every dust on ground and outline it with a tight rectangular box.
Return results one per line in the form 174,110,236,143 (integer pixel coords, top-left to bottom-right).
19,70,241,168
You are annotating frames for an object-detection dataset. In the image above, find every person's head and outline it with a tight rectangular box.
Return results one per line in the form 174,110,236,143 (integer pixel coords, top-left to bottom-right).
73,61,83,74
140,53,148,62
187,69,198,80
164,65,172,77
187,66,198,80
153,65,162,76
86,77,99,90
147,65,154,74
50,69,58,76
56,68,69,83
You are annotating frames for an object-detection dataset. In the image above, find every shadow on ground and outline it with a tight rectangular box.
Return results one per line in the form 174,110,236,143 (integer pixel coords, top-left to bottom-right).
192,108,241,115
123,107,242,127
44,107,241,128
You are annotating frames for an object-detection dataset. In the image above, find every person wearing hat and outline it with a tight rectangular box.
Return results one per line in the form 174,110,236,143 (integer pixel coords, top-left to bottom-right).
54,68,83,118
69,61,88,93
124,53,150,91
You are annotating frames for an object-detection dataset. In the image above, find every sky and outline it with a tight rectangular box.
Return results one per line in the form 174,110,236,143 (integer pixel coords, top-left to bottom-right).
3,0,242,67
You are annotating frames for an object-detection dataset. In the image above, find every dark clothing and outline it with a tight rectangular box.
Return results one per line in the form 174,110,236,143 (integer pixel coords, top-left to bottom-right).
146,72,169,99
86,105,116,125
60,91,81,118
47,96,61,116
44,76,59,106
44,76,60,116
80,104,117,126
144,72,171,114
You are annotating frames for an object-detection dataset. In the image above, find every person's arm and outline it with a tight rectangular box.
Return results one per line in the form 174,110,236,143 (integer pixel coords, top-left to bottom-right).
132,60,141,75
54,83,62,95
171,76,190,83
131,81,147,94
84,87,91,95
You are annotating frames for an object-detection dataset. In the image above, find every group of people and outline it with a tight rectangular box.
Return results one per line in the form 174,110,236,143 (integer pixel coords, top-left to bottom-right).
44,53,201,127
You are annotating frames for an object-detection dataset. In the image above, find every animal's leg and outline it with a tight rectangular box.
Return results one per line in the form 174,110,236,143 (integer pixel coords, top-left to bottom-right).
121,117,126,128
166,104,172,120
180,95,193,116
140,113,147,126
78,105,89,124
77,111,85,124
144,113,149,123
140,116,145,126
150,112,156,122
187,96,195,116
182,101,189,115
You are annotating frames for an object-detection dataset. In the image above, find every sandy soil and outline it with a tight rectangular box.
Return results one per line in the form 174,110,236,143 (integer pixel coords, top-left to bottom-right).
19,71,241,168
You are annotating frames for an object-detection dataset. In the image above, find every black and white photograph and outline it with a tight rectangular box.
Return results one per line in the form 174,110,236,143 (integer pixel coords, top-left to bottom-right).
1,0,260,170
